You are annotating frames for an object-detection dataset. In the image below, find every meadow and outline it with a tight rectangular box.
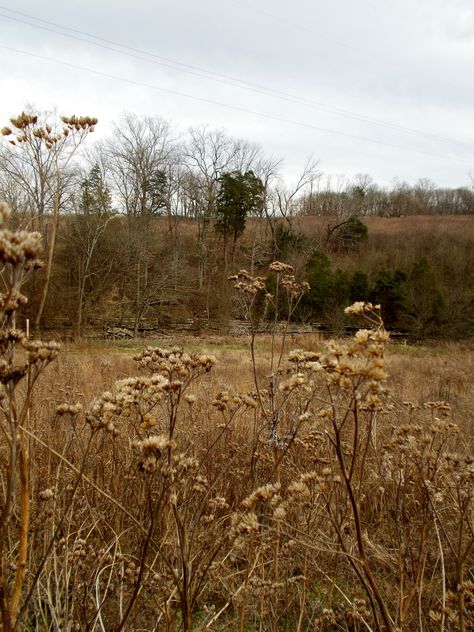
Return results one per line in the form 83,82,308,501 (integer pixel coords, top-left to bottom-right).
10,329,474,631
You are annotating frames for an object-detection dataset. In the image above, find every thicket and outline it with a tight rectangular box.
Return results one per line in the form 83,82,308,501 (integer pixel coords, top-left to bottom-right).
15,212,471,341
0,202,472,631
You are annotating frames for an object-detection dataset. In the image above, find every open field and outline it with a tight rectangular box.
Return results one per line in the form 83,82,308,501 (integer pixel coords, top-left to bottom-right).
2,93,474,630
14,332,470,630
40,334,474,416
299,213,474,236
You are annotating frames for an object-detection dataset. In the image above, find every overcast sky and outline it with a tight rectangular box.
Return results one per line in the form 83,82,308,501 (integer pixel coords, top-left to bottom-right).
0,0,473,187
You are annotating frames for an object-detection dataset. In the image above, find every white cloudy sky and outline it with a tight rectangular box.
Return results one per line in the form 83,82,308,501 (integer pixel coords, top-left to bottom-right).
0,0,473,187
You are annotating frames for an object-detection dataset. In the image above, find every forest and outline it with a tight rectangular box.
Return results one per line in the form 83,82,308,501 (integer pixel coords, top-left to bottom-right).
1,110,473,341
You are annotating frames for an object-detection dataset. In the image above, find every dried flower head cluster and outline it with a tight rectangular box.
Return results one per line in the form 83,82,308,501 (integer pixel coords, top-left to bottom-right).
344,301,381,316
212,390,257,412
134,346,216,382
229,262,310,302
268,261,310,299
1,112,38,137
0,202,43,324
287,305,390,409
1,112,98,149
133,434,176,472
268,261,294,274
228,269,266,295
344,301,382,328
0,229,42,267
280,273,310,298
86,374,169,435
61,115,98,133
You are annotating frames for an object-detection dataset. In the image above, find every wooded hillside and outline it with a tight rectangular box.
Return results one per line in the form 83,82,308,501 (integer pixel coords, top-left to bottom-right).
2,110,473,339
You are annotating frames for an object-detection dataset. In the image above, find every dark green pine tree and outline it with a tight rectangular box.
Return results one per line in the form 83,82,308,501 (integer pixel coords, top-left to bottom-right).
303,249,334,318
369,268,408,330
81,164,112,216
147,169,168,216
350,270,370,302
406,257,445,337
215,170,264,263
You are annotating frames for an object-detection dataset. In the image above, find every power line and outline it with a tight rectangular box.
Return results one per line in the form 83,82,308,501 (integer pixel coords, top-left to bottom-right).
1,44,471,167
227,0,376,58
0,5,472,152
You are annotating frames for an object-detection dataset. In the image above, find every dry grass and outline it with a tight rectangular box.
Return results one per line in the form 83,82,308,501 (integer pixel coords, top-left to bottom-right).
38,336,474,413
297,213,474,238
2,329,471,631
25,331,473,631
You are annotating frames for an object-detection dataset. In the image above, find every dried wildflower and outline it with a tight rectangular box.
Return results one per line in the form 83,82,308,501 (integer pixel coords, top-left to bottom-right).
133,434,176,472
287,480,311,500
344,301,381,315
212,391,230,410
273,505,287,520
135,434,175,454
234,512,260,534
269,261,294,273
56,402,83,416
229,269,267,295
279,372,306,392
242,483,280,508
134,346,216,381
38,488,55,501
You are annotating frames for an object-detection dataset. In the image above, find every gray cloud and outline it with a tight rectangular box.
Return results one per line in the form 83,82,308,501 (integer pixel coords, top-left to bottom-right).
0,0,473,187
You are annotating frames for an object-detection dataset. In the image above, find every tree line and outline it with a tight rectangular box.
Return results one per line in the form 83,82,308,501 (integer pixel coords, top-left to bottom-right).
302,173,474,217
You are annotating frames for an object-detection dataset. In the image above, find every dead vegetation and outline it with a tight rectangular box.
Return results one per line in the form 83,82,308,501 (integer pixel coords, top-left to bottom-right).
0,202,473,631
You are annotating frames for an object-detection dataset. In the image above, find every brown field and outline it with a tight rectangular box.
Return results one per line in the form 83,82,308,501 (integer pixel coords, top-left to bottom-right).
260,212,474,238
16,332,470,630
83,212,474,242
39,334,474,421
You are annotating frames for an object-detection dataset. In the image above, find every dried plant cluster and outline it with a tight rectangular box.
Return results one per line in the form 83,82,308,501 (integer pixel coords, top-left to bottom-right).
0,209,472,631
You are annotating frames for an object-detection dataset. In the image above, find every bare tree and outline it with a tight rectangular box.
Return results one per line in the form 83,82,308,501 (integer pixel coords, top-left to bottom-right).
184,127,241,291
103,113,176,222
0,173,31,222
99,114,184,328
267,157,321,257
244,155,281,273
63,164,117,337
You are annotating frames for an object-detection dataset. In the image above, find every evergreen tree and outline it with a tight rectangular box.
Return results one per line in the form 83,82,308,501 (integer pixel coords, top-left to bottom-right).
332,268,351,307
215,170,264,258
274,224,306,260
304,249,334,317
370,268,408,329
350,270,369,302
147,169,169,216
81,164,112,216
406,257,445,336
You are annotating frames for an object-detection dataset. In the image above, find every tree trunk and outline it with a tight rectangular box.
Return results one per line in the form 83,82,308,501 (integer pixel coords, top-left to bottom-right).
34,183,60,337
